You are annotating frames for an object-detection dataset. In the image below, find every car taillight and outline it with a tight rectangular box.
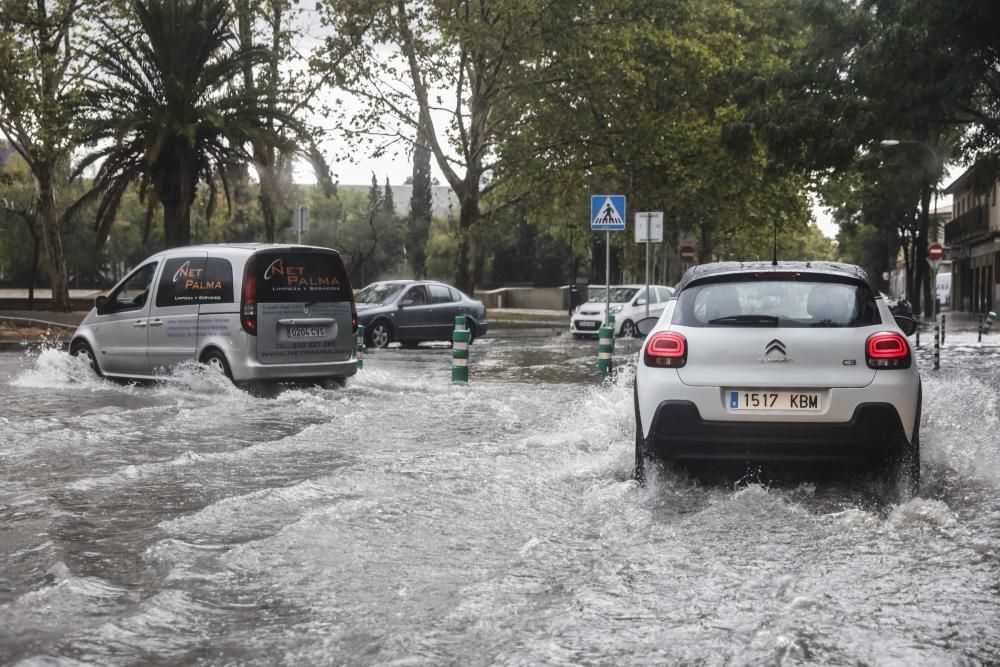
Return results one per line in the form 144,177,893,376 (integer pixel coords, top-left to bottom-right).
644,332,687,368
866,331,910,369
352,305,358,333
241,262,257,335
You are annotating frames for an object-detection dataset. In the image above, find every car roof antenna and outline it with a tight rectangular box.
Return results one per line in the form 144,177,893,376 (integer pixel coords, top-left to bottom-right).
772,219,779,266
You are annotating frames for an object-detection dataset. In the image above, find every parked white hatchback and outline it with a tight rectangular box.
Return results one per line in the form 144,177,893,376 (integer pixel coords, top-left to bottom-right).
570,284,675,338
634,261,921,496
70,244,359,385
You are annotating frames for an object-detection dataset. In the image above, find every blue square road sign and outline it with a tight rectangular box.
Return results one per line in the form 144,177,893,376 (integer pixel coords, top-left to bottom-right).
591,195,626,231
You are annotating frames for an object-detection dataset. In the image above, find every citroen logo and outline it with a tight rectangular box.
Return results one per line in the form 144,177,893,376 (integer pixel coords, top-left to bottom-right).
303,304,311,316
760,339,792,364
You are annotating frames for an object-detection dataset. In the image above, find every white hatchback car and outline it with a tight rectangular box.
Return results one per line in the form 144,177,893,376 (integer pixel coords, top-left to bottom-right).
634,262,921,495
571,284,675,338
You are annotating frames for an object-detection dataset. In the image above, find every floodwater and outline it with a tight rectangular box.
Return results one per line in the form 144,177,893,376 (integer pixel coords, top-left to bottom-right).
1,333,999,665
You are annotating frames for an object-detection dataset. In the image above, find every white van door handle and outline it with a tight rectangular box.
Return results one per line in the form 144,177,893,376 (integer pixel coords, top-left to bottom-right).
133,321,147,328
149,319,163,327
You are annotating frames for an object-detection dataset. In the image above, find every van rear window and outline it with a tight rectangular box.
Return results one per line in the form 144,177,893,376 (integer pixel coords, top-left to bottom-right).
156,257,234,307
254,251,353,303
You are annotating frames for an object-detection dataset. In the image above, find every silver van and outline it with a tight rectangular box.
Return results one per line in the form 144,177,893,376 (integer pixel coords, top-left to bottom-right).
70,244,358,384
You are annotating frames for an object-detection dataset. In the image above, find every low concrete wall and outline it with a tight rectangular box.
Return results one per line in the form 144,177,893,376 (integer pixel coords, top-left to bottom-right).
478,286,588,310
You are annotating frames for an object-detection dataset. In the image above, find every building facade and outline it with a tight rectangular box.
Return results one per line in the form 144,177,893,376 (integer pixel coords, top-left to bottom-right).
944,169,1000,314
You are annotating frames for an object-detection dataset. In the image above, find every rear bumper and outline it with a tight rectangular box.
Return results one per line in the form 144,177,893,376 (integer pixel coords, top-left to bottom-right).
230,356,357,382
645,400,908,463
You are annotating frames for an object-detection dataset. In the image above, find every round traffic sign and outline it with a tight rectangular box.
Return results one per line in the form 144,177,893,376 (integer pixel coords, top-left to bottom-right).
679,245,696,262
928,243,944,260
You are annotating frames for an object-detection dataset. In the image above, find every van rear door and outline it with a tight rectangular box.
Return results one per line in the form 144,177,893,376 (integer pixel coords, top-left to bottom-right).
249,249,355,364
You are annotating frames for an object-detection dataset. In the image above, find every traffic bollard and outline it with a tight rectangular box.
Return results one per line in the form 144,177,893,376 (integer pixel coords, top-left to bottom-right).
980,311,997,342
452,316,469,383
597,324,614,376
940,313,945,345
915,326,920,348
356,325,365,370
933,321,940,371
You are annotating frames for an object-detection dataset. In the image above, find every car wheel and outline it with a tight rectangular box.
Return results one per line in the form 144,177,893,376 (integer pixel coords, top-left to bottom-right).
620,319,636,338
201,349,233,380
70,339,102,377
366,320,393,349
634,381,647,484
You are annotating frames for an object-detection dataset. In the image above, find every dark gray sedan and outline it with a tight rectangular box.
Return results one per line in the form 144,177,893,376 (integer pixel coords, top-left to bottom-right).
355,280,489,348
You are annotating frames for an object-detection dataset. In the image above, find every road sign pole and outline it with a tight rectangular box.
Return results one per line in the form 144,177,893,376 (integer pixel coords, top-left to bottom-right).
644,213,650,319
605,230,611,327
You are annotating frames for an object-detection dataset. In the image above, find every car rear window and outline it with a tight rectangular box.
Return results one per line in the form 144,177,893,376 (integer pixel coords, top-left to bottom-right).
254,251,353,303
673,276,881,328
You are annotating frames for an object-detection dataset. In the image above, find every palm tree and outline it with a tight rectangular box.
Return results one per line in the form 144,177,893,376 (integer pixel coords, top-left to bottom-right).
75,0,297,249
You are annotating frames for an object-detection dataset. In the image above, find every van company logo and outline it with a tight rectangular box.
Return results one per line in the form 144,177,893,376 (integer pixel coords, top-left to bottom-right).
172,260,220,290
264,258,284,280
263,257,340,287
760,339,792,364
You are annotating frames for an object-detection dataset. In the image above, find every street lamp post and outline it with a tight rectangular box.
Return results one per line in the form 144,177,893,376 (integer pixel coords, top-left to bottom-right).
879,139,943,318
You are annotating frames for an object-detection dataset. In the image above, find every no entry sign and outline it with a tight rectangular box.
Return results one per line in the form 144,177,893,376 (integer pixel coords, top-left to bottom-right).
928,243,944,260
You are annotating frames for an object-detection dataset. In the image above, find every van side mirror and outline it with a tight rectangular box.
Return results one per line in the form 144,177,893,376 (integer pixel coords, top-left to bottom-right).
635,317,658,336
95,295,109,315
894,315,917,336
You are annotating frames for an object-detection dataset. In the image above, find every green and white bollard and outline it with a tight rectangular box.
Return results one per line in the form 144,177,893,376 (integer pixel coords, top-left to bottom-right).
597,314,616,377
940,313,946,345
452,316,469,383
597,325,614,376
980,311,997,342
933,320,940,371
356,325,365,370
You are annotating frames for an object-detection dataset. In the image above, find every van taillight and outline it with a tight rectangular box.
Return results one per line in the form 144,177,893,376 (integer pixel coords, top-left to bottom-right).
241,263,257,335
644,332,687,368
866,332,910,369
352,306,358,333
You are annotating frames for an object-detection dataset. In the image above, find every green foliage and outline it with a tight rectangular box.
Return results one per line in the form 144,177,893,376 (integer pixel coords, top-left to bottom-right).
76,0,301,250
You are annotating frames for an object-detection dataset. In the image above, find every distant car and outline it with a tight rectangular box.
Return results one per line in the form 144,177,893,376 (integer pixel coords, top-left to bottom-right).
70,244,358,384
355,280,488,348
570,284,675,338
935,272,951,309
634,261,921,497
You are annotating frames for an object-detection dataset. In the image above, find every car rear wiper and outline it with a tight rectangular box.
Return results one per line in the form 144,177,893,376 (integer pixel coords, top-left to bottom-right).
707,315,779,326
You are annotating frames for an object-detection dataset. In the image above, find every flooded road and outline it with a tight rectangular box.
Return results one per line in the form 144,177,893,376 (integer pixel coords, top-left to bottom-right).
1,333,999,665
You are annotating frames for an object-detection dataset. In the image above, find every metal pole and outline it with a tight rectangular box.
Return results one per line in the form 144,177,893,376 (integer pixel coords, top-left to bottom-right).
605,229,611,326
933,321,940,370
645,213,650,319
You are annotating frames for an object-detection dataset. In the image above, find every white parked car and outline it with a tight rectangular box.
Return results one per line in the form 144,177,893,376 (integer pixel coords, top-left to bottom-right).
634,262,921,496
570,284,674,338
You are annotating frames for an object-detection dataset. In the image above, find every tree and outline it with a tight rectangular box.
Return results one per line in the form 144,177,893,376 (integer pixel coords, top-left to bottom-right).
316,0,553,293
493,0,814,278
407,114,433,278
235,0,336,243
76,0,298,251
0,0,101,310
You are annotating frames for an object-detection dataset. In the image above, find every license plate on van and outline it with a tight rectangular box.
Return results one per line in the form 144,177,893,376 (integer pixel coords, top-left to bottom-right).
729,390,821,411
288,326,327,338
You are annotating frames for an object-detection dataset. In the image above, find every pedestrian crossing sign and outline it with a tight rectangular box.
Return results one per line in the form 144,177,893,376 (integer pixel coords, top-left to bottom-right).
591,195,626,231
